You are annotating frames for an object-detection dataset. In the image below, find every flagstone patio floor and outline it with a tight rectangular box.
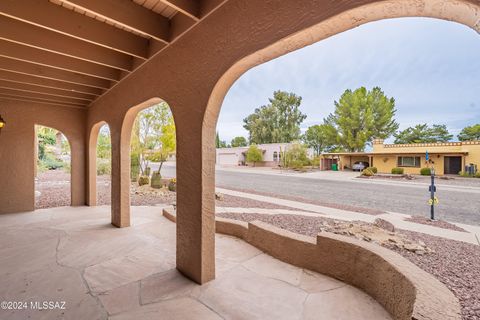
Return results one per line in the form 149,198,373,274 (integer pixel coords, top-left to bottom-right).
0,206,391,320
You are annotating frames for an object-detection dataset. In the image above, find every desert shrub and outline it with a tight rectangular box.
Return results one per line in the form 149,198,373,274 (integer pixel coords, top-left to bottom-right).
245,145,263,166
459,171,473,177
312,156,320,167
40,155,64,170
391,167,404,174
366,166,377,174
285,142,309,169
96,158,111,175
168,178,177,191
362,168,374,176
63,162,71,174
138,176,150,186
420,167,431,176
37,160,48,173
476,172,480,178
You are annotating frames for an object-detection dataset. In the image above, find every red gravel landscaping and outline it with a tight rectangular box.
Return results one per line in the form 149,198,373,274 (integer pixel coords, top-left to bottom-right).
35,171,293,210
406,215,467,232
217,211,480,320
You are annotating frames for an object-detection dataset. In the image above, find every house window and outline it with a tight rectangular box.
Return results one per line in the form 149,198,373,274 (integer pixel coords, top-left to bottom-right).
273,151,278,162
397,156,421,167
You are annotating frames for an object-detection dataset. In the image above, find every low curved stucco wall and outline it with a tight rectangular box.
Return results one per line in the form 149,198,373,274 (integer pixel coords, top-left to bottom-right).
163,207,460,320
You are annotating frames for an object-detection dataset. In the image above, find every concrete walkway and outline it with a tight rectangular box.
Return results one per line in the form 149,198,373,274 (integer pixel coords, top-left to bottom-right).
0,206,391,320
216,187,480,245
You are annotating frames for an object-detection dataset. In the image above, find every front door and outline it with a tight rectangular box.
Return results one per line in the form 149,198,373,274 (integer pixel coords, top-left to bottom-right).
444,156,462,174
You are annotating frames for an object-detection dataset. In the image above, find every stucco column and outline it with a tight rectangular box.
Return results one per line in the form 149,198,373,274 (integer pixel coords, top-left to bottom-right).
110,127,130,227
70,140,85,206
175,118,215,284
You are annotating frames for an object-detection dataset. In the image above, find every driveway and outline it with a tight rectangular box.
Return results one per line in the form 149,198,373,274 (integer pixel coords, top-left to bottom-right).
159,163,480,226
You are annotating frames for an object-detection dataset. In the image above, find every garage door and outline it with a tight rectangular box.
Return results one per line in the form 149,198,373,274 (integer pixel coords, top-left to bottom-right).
217,153,238,165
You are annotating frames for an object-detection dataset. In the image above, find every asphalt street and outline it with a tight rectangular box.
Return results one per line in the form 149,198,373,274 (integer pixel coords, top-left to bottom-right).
159,164,480,226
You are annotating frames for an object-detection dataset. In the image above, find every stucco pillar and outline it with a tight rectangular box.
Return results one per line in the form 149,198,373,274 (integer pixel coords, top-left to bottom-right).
70,140,85,206
110,127,130,227
175,119,215,284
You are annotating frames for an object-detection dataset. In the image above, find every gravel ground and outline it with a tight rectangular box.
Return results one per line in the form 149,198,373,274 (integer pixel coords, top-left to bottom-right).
218,186,386,215
360,174,480,187
35,171,293,210
406,216,467,232
217,211,480,320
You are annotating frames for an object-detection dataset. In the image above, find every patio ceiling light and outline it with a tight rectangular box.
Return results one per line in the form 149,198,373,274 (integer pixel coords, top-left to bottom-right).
0,114,5,135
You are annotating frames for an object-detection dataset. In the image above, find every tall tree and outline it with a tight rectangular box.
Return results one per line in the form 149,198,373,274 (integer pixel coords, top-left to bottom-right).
458,124,480,141
215,131,228,148
302,124,334,156
324,87,399,152
243,90,307,144
231,136,247,147
394,124,453,144
245,145,263,167
130,102,175,175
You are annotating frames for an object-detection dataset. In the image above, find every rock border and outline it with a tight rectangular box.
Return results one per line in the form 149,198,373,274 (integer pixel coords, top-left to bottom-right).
163,207,461,320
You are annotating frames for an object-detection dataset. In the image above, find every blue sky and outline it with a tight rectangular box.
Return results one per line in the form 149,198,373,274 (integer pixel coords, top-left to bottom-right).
216,17,480,143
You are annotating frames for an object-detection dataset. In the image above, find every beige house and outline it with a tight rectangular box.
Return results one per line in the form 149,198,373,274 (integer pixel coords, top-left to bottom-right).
216,142,313,166
322,139,480,175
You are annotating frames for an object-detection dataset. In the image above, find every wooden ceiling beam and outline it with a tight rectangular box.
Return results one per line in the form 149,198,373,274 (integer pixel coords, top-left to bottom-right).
0,16,133,71
0,88,88,107
0,40,120,81
0,0,149,59
161,0,200,21
0,94,86,109
0,70,102,96
0,79,94,101
61,0,171,43
0,57,112,89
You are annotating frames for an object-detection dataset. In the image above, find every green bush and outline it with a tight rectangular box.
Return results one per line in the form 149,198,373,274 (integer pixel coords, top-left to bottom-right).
285,142,310,169
366,167,377,174
459,171,473,177
391,167,404,174
476,172,480,178
40,156,64,170
138,176,150,186
420,167,431,176
96,158,111,175
362,168,374,177
63,162,71,174
312,156,320,167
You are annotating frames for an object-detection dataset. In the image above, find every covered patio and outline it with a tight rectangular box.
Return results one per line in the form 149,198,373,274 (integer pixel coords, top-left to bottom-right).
0,206,391,319
1,0,479,319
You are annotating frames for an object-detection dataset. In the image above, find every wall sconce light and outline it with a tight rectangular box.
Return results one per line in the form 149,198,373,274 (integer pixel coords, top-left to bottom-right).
0,114,5,135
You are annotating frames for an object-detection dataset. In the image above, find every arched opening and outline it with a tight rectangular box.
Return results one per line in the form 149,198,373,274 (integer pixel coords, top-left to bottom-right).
205,3,480,318
87,121,111,206
114,98,177,226
34,125,72,209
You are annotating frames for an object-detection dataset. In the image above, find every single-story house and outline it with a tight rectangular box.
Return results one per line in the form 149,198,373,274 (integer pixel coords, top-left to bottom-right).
321,139,480,175
216,143,314,167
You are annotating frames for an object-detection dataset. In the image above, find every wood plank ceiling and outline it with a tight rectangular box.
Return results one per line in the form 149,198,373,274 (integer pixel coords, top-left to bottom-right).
0,0,222,108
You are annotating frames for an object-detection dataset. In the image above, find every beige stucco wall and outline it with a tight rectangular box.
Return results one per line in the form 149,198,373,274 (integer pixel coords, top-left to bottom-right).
82,0,480,283
0,98,86,214
372,141,480,174
163,207,461,320
2,0,479,285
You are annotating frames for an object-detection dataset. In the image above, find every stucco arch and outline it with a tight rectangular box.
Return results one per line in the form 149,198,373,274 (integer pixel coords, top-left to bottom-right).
204,0,480,132
34,124,73,207
87,121,110,206
109,97,174,227
196,0,480,282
